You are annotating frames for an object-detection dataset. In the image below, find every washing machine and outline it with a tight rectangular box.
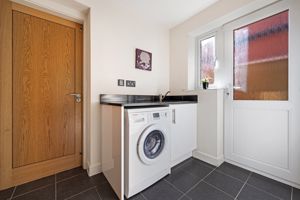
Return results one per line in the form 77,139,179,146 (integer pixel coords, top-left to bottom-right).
124,106,171,198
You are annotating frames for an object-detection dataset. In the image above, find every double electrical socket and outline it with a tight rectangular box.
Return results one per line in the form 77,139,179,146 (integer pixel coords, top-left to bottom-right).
118,79,136,87
126,80,136,87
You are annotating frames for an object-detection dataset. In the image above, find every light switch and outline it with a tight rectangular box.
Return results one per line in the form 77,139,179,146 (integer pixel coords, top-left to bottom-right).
118,79,124,86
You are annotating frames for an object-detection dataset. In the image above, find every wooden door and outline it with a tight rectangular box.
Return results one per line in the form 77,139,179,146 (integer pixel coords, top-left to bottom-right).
0,1,83,189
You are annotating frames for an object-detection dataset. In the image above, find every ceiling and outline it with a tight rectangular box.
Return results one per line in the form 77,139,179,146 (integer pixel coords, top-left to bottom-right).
50,0,89,13
25,0,220,28
97,0,220,28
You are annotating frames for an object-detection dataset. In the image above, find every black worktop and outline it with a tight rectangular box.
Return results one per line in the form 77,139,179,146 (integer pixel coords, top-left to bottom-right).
99,94,197,108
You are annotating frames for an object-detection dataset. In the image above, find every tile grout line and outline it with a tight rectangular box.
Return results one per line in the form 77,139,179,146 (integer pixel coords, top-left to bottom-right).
234,172,252,200
203,180,236,199
9,186,16,200
246,183,283,200
140,192,148,200
182,162,284,200
177,160,216,182
94,186,103,200
56,172,86,184
163,179,185,195
216,169,249,184
64,186,97,200
218,163,287,200
177,194,192,200
291,187,293,200
11,184,53,199
218,164,288,200
174,159,193,170
163,178,192,200
143,161,292,200
9,170,84,199
191,160,216,171
181,166,218,197
173,158,214,175
182,166,215,180
55,174,57,200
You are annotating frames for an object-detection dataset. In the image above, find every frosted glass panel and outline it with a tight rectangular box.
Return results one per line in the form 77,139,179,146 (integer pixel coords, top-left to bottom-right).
234,11,288,100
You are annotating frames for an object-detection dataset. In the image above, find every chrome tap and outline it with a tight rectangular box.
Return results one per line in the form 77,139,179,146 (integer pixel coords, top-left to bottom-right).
159,91,170,102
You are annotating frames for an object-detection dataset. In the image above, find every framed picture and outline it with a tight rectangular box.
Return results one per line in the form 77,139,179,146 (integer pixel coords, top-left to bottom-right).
135,48,152,71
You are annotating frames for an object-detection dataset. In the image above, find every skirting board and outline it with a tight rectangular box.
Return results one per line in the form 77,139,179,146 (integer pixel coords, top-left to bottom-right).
87,162,102,176
193,150,224,167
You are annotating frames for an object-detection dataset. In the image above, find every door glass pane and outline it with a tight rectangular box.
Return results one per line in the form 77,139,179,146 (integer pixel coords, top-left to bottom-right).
200,36,216,84
234,11,288,100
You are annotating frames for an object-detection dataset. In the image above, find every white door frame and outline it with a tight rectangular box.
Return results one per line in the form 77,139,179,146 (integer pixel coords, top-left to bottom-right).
224,0,300,188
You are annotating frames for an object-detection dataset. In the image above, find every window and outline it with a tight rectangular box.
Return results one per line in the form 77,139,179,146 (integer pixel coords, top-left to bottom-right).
199,36,216,85
234,10,288,100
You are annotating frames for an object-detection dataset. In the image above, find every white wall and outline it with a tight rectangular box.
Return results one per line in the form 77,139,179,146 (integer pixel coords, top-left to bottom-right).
75,0,170,174
193,89,224,166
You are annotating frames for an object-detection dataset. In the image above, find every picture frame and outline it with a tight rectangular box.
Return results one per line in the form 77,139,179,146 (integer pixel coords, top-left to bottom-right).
135,48,152,71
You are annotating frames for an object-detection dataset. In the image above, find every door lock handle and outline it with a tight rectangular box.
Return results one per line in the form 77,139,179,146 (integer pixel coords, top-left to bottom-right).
172,109,176,124
68,93,82,103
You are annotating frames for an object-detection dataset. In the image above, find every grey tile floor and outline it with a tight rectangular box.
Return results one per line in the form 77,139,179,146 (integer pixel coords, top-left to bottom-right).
0,158,299,200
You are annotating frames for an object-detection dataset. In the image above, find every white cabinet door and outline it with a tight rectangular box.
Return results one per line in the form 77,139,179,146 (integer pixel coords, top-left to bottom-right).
170,104,197,166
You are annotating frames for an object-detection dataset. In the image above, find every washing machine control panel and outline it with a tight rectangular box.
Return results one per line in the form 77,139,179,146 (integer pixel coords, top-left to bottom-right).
128,109,170,124
151,111,168,121
152,112,160,119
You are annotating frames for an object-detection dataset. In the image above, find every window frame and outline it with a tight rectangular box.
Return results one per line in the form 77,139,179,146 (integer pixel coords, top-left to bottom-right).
196,31,217,89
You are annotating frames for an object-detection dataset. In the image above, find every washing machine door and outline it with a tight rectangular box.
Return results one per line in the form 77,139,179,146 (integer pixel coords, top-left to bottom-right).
138,124,167,165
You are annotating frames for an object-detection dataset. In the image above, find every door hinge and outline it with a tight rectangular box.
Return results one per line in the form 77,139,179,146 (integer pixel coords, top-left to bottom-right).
80,26,83,31
79,152,83,155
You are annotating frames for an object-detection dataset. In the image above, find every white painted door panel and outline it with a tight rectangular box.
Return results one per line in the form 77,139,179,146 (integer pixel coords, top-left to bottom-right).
233,107,289,169
224,0,300,186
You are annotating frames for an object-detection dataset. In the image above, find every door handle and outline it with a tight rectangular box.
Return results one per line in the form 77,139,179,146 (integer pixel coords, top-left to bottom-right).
226,86,241,96
68,93,82,103
172,109,176,124
225,88,230,96
225,84,235,96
